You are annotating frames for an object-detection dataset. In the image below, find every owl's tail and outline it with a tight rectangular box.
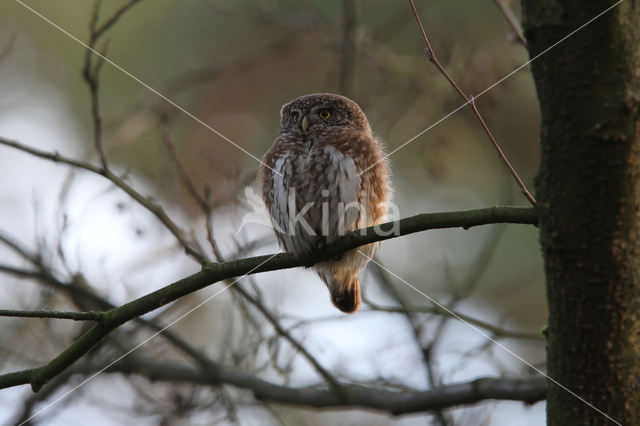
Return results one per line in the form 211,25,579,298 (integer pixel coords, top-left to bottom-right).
319,270,360,314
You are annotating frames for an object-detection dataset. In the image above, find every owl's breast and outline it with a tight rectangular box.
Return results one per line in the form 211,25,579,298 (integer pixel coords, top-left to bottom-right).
263,125,392,257
266,138,362,254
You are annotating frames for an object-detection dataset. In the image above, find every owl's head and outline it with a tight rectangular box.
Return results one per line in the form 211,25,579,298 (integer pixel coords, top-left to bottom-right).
279,93,371,135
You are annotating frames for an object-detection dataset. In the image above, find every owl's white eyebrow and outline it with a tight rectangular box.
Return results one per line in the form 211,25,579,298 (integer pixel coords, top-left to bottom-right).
14,0,282,177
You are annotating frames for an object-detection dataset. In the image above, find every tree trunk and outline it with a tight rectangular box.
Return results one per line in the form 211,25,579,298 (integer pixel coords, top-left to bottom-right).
522,1,640,424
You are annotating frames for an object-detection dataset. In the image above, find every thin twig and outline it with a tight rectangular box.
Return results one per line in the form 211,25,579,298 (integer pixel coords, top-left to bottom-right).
366,221,538,346
161,132,226,261
0,309,104,321
81,0,147,170
3,134,343,393
408,0,536,206
164,133,340,389
83,0,108,169
162,132,225,259
94,0,145,39
423,220,510,385
87,0,338,406
338,0,358,97
493,0,527,46
162,132,228,273
366,262,451,425
233,284,344,393
0,30,18,64
365,302,543,341
0,204,536,392
10,367,77,425
468,96,536,205
0,137,202,260
163,134,319,393
161,134,339,390
162,133,209,213
0,253,216,374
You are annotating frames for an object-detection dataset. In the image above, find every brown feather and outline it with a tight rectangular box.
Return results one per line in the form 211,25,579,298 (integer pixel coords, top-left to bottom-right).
260,93,391,313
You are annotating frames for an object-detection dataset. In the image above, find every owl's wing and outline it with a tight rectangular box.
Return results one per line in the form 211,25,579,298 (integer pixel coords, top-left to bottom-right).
324,130,391,235
260,146,287,248
320,143,361,242
261,130,388,253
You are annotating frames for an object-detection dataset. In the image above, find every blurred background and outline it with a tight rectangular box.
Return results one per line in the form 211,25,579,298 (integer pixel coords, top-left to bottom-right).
0,0,545,424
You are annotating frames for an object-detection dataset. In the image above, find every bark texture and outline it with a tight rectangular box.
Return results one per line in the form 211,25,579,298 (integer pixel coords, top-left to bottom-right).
522,1,640,424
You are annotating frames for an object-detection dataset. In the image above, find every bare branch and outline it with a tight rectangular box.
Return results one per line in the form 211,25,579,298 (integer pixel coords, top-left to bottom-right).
0,243,216,373
1,135,345,394
90,357,547,415
83,0,108,168
162,132,223,259
367,260,450,425
338,0,358,97
162,133,341,390
0,30,18,64
0,137,202,260
0,368,40,390
493,0,527,46
0,309,104,321
364,303,543,341
162,132,209,213
408,0,536,206
81,0,146,169
0,1,545,420
2,356,545,416
93,0,145,39
9,368,77,425
231,284,342,393
0,203,536,392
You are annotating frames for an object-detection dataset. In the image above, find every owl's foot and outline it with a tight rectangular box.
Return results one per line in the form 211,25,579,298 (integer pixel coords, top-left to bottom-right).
313,236,343,261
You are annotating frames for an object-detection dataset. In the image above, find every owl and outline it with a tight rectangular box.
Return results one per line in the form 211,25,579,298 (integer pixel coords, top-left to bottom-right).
259,93,391,313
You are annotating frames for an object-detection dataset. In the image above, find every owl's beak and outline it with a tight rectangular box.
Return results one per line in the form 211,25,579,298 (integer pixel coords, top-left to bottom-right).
301,115,310,133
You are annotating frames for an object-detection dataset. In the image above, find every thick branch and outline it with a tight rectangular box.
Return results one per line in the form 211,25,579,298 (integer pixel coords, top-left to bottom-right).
92,357,546,414
0,205,536,392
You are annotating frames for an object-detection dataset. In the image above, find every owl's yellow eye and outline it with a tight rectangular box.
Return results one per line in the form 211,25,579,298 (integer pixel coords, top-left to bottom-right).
292,113,298,123
319,110,331,119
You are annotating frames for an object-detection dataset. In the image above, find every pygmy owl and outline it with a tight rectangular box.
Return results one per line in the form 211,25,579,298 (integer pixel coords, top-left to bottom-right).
259,93,391,313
